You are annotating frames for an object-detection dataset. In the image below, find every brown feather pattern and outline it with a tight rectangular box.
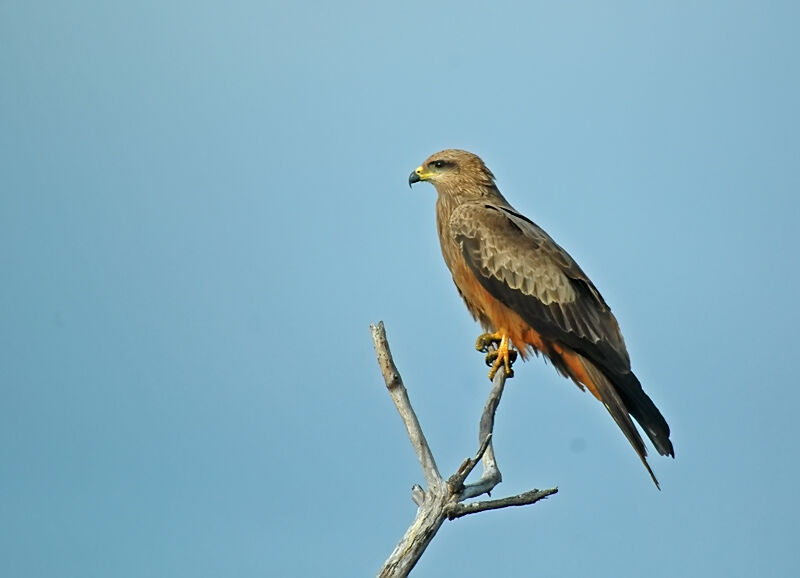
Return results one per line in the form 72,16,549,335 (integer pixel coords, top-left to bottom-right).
413,148,674,487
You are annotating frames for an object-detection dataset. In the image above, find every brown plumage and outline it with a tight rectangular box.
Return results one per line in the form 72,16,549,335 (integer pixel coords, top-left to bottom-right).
408,149,674,487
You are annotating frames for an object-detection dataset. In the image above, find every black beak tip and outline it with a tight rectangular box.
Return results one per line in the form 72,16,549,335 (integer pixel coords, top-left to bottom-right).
408,171,421,188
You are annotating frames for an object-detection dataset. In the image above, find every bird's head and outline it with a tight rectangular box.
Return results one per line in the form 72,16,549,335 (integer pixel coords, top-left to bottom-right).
408,149,496,195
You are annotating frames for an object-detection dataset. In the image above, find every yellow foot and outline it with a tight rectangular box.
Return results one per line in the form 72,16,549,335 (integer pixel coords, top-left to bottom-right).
475,332,517,380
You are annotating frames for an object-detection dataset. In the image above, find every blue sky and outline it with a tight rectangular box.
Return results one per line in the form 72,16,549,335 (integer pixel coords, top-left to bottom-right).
1,1,798,576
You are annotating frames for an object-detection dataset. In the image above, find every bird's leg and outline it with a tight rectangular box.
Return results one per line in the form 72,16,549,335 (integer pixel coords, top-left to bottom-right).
475,332,517,380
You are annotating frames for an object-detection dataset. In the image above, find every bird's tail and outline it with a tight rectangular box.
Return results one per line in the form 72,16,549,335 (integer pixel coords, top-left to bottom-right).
552,345,672,488
612,369,674,459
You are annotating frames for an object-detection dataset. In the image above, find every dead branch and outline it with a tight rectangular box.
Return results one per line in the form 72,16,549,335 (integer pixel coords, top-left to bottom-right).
446,487,559,520
371,322,441,488
370,322,558,578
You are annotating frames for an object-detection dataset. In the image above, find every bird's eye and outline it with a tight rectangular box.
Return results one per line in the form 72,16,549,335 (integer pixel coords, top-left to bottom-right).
430,160,448,169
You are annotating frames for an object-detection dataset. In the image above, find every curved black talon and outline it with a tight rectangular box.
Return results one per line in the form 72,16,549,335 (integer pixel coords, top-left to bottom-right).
484,348,517,367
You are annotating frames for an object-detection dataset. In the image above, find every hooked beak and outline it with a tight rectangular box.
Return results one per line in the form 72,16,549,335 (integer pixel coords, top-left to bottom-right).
408,165,428,188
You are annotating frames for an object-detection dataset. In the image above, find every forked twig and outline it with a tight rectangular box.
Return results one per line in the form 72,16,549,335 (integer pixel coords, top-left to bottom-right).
370,322,558,578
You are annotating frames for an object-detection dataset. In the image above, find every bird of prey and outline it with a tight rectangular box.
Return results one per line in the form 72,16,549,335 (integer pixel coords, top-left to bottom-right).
408,149,673,487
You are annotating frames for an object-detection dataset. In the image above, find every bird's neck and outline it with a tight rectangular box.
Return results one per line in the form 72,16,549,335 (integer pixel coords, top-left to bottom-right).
434,189,460,235
434,183,508,217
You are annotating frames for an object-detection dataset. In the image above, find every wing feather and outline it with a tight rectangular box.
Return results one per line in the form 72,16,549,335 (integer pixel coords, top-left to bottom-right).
450,202,630,373
450,202,674,461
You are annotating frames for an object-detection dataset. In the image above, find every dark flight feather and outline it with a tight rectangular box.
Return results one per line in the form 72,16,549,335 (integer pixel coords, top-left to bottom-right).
453,203,674,463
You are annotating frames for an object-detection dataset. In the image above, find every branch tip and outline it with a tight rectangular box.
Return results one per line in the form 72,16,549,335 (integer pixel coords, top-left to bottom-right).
447,487,559,520
411,485,425,507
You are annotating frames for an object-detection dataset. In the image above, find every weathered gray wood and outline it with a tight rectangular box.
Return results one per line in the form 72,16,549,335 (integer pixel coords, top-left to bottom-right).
447,488,559,520
370,322,441,488
370,322,558,578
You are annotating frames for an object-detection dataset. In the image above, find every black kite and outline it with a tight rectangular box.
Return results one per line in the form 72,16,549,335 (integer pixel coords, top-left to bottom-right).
409,149,674,487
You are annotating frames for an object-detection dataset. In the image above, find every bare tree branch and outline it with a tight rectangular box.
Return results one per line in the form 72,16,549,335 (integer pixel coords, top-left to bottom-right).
410,485,425,507
460,367,507,499
370,322,441,487
370,322,557,578
446,487,559,520
447,432,493,494
377,481,449,578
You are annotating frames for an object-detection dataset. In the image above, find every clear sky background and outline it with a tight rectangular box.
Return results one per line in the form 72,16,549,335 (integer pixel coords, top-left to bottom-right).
2,1,798,576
